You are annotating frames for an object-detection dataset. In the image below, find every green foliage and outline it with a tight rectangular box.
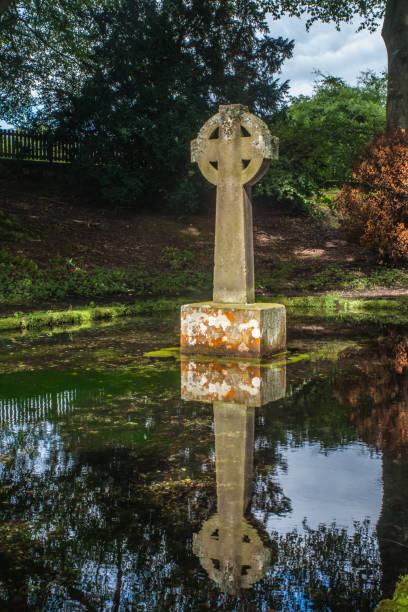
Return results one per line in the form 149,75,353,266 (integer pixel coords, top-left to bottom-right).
257,259,408,294
0,250,211,306
258,71,386,215
298,266,408,291
0,0,116,125
376,575,408,611
161,247,195,271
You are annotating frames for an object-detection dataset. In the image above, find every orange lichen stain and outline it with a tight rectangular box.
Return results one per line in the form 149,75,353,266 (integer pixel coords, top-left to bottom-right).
224,389,236,401
225,312,235,323
211,337,226,348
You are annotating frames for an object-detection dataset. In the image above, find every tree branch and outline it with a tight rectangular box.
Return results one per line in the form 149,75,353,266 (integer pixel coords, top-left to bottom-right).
17,14,94,71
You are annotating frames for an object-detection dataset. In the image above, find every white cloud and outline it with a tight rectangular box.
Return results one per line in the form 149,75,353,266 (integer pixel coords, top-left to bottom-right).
268,15,387,97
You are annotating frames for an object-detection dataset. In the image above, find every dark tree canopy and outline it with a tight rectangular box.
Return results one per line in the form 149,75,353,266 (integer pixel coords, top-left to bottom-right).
0,0,119,125
0,0,293,208
0,0,12,18
58,0,292,208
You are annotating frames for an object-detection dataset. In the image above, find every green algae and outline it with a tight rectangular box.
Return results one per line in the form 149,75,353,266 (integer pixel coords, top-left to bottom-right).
275,295,408,324
376,576,408,611
145,341,360,370
144,347,180,358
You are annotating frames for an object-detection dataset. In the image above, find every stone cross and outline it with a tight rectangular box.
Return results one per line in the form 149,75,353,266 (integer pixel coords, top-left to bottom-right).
191,104,278,304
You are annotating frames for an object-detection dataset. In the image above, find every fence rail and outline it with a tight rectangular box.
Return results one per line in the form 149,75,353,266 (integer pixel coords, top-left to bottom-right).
0,128,80,164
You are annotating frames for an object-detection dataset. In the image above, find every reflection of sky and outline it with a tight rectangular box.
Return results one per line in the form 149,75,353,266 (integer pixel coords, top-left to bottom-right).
262,441,383,534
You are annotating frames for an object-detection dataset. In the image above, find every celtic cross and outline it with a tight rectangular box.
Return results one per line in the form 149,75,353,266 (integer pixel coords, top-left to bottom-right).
191,104,278,304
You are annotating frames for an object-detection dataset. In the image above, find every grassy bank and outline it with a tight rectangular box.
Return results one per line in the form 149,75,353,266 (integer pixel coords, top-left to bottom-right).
0,249,211,308
258,260,408,293
0,299,185,333
278,294,408,316
2,295,408,334
4,246,408,308
3,248,408,313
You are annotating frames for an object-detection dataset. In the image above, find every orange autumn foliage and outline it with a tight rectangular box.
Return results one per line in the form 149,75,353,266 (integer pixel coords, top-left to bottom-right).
336,129,408,262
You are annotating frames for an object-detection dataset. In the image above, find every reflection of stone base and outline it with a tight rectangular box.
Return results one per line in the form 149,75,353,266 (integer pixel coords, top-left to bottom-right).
181,358,286,406
180,302,286,358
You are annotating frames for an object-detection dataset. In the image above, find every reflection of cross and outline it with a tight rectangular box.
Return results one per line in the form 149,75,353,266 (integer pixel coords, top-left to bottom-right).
192,402,272,594
191,104,278,304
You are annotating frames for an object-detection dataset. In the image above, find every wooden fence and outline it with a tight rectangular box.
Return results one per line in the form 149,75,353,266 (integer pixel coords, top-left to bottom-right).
0,128,80,163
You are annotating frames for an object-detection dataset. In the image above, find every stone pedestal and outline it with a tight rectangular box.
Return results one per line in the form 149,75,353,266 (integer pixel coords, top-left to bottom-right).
180,302,286,358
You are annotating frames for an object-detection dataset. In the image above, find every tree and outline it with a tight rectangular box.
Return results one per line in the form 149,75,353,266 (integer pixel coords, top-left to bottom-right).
263,1,407,132
258,71,386,214
0,0,293,208
50,0,293,209
0,0,119,125
337,129,408,262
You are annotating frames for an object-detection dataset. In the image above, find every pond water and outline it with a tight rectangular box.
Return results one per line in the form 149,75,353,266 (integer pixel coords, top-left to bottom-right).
0,312,407,611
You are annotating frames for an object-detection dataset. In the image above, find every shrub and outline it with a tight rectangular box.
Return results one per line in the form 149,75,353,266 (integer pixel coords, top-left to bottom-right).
336,129,408,262
257,71,386,216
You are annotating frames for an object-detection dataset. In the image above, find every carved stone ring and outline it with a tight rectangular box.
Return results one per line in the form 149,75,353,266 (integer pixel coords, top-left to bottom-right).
191,105,278,186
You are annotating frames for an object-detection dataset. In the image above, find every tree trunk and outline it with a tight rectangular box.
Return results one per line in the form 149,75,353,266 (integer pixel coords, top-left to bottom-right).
382,0,408,130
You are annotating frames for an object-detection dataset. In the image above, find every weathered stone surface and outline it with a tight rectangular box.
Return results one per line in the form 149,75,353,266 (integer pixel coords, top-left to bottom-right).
191,104,278,304
183,105,285,357
180,302,286,357
190,104,278,187
181,357,286,407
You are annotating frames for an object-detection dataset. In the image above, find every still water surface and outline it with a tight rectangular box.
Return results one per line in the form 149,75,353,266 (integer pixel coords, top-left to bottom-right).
0,314,407,611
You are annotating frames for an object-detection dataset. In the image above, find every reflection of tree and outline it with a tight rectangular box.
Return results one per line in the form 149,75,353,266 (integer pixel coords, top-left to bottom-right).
0,400,217,609
5,335,408,609
252,464,291,518
332,331,408,599
0,389,386,611
266,519,381,612
334,331,408,458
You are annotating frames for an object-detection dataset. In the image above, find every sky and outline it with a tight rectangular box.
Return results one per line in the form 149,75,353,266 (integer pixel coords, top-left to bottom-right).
267,14,387,97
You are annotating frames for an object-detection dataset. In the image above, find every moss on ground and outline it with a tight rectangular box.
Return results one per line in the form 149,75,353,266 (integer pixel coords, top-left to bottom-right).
376,576,408,610
276,295,408,323
1,295,408,334
0,299,184,332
